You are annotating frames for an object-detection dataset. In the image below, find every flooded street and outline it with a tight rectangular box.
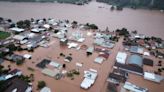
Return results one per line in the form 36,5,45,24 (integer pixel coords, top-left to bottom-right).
0,1,164,39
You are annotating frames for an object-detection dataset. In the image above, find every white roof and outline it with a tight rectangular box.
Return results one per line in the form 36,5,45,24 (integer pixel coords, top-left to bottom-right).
116,52,127,64
84,71,97,80
27,33,36,38
144,72,155,79
41,68,59,77
10,27,24,32
94,57,104,64
5,74,13,80
80,78,94,89
143,52,150,56
40,87,51,92
49,61,61,68
77,38,85,42
31,28,40,33
76,63,83,67
25,87,32,92
124,82,148,92
12,88,17,92
138,47,144,54
144,72,164,83
87,47,94,53
20,40,28,44
13,35,26,41
67,42,78,48
23,54,32,59
43,24,50,29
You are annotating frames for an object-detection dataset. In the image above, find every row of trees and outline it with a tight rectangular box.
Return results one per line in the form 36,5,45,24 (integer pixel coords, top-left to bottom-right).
96,0,164,10
16,20,31,28
0,0,90,4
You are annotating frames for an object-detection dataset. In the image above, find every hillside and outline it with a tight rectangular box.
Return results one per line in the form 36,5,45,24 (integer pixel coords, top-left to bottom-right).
96,0,164,10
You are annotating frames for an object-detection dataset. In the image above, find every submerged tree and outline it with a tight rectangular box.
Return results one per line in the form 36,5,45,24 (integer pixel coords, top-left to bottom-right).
37,81,46,90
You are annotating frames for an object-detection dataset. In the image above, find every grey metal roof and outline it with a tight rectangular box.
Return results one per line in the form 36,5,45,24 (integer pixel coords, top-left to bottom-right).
130,46,138,53
128,54,143,67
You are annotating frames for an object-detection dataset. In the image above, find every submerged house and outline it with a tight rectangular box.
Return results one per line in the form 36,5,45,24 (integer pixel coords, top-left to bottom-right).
86,47,94,56
13,35,28,44
116,52,127,64
40,87,51,92
144,72,164,83
114,54,144,75
41,68,59,78
0,76,32,92
80,69,98,89
127,54,143,67
123,82,148,92
5,54,25,63
60,38,68,46
10,27,25,33
130,46,144,54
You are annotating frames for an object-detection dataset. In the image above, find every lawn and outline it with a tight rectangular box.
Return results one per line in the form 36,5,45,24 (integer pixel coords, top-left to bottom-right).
0,31,11,40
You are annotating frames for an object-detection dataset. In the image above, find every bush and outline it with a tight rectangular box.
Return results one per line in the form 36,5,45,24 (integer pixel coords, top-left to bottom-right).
37,81,46,90
67,72,73,77
27,67,35,72
84,23,98,30
16,60,24,65
72,69,80,75
19,75,31,83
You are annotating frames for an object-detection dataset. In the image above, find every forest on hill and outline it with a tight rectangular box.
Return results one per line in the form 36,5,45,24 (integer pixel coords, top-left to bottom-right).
96,0,164,10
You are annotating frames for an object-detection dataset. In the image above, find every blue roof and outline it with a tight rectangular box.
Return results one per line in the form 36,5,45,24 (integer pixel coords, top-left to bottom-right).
130,46,138,53
128,55,143,67
0,75,6,81
0,58,4,64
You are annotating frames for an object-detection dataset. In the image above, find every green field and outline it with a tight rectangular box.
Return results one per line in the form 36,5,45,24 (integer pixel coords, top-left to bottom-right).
0,31,11,40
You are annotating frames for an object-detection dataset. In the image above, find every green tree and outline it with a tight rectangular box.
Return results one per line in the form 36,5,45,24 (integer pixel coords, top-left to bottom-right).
37,81,46,90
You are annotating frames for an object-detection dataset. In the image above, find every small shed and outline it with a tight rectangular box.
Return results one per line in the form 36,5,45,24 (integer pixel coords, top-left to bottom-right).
40,87,51,92
116,52,127,64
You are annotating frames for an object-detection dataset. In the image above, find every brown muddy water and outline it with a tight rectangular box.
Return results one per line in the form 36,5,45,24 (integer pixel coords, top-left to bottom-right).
0,1,164,39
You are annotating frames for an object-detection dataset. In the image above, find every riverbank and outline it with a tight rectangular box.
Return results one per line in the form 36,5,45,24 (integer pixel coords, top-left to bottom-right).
96,0,164,10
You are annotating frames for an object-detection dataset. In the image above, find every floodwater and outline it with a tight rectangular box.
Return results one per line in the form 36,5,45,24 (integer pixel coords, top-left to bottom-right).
0,1,164,39
1,1,164,92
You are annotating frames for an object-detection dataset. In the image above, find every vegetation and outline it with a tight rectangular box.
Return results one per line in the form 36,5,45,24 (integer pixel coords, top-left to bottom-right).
84,23,98,30
67,72,74,77
0,31,11,40
16,20,31,28
72,69,80,75
0,80,6,92
66,69,80,80
6,44,17,52
37,81,46,90
0,65,9,75
116,28,129,37
16,59,24,65
18,75,31,82
0,0,90,5
27,67,35,72
96,0,164,10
